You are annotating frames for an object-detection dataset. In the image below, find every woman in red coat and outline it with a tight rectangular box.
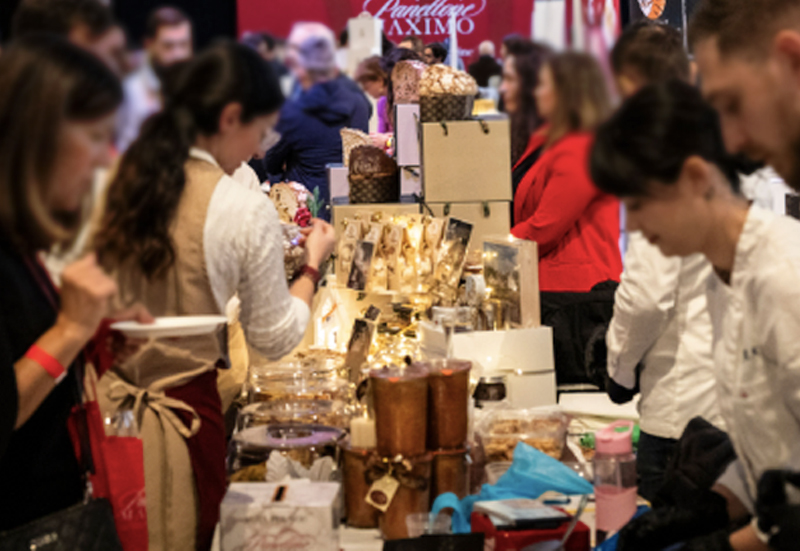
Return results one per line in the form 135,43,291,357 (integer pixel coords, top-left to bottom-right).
511,52,622,292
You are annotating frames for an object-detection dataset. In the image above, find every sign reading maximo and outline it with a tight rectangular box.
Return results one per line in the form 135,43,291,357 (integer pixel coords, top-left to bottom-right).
363,0,487,35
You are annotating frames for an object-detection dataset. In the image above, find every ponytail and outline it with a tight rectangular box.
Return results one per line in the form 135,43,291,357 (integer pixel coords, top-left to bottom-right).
95,41,283,279
96,107,195,277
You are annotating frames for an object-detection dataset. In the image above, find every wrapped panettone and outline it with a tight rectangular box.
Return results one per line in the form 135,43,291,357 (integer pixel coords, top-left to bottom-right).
340,128,371,167
269,182,314,280
391,60,427,104
348,145,399,204
418,65,478,122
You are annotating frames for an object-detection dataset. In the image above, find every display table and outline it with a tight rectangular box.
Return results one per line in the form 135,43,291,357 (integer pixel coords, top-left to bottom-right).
211,526,383,551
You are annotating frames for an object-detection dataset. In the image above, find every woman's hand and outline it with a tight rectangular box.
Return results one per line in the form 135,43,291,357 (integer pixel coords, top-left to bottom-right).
303,218,336,269
56,253,119,343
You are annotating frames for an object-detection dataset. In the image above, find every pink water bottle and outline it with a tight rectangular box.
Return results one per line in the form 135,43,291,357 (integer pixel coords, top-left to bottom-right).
593,420,637,544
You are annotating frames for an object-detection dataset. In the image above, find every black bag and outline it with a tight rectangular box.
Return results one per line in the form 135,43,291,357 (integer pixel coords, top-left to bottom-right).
0,498,122,551
0,361,123,551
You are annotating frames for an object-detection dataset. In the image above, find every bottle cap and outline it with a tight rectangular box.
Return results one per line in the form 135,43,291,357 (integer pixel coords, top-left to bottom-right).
595,420,634,455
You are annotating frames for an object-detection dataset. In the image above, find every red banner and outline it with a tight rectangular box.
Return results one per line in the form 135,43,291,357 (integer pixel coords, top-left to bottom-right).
236,0,535,65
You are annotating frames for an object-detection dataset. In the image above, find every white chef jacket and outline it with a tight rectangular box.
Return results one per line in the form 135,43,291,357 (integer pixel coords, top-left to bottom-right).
707,205,800,502
607,232,723,439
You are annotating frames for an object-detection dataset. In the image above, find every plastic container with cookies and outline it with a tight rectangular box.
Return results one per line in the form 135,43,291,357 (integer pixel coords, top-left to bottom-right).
479,406,570,462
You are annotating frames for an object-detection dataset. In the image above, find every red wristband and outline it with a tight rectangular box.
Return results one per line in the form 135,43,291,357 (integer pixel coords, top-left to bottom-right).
297,265,321,287
25,344,67,384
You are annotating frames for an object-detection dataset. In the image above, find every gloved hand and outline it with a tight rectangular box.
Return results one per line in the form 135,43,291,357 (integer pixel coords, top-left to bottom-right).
617,492,728,551
679,530,732,551
756,469,800,551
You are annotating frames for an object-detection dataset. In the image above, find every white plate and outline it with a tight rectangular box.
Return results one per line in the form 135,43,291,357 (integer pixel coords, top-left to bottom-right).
111,316,227,339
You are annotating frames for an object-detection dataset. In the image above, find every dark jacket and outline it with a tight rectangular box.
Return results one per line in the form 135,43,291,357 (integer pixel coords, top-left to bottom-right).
265,75,371,218
468,55,502,87
0,239,83,530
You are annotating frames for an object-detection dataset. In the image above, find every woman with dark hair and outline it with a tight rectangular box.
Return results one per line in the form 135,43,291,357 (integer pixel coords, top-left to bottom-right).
94,41,335,550
498,40,551,171
0,37,151,531
355,55,390,132
511,52,621,292
592,80,800,551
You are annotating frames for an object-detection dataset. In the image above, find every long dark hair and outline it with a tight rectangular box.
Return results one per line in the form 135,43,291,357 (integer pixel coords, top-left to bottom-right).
590,80,740,198
507,42,551,164
96,41,283,278
0,35,121,254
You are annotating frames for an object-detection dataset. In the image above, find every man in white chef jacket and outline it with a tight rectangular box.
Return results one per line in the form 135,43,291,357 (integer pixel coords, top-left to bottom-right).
605,21,724,502
688,1,800,549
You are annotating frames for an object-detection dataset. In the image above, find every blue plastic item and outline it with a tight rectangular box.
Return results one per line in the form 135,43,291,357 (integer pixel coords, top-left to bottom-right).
431,442,594,533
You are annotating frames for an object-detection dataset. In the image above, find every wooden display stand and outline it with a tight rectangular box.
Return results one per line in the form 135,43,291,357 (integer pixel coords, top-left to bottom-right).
427,202,511,252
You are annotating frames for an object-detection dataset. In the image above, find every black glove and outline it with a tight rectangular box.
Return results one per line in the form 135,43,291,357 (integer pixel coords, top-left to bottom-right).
617,492,729,551
756,469,800,551
679,529,732,551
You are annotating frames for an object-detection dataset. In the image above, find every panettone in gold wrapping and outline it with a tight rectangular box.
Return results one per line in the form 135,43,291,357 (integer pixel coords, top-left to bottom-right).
418,65,478,122
348,145,399,204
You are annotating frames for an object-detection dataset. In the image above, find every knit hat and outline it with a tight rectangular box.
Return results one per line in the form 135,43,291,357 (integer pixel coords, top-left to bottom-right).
298,35,336,72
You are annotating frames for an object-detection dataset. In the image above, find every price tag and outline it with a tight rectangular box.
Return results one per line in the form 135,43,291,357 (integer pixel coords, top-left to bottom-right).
365,474,400,513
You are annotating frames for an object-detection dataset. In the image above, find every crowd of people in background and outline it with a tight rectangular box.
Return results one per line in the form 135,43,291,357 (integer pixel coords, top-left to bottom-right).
3,0,800,550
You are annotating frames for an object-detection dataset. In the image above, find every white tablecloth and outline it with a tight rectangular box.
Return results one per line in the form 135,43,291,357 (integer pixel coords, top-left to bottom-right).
211,526,383,551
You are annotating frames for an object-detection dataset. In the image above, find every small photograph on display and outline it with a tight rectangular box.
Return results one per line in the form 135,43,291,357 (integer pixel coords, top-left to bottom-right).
347,241,375,291
483,241,522,325
434,218,473,290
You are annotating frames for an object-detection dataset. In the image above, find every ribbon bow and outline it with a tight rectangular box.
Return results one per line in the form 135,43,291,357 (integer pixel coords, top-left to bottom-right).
364,453,429,491
107,378,201,439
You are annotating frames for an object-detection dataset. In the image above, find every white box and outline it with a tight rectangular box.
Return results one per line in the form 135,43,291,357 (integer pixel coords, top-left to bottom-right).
327,164,349,201
506,371,557,408
395,104,420,166
419,323,555,376
220,481,341,551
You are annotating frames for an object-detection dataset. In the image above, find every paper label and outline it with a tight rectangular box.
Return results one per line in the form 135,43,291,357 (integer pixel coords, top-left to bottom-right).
365,475,400,513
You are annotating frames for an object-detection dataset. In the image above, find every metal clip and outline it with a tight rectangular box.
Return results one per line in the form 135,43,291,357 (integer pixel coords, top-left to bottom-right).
444,202,451,216
482,202,491,218
478,120,490,134
440,121,448,136
403,166,420,178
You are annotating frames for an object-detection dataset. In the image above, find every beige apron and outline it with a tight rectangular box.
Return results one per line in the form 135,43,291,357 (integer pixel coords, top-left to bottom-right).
99,158,228,551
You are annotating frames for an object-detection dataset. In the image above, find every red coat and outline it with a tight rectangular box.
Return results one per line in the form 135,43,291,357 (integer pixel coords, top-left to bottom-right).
511,130,622,292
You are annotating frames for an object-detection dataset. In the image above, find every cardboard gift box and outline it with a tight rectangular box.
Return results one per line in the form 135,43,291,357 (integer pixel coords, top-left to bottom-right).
220,481,341,551
426,202,511,254
420,118,512,204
